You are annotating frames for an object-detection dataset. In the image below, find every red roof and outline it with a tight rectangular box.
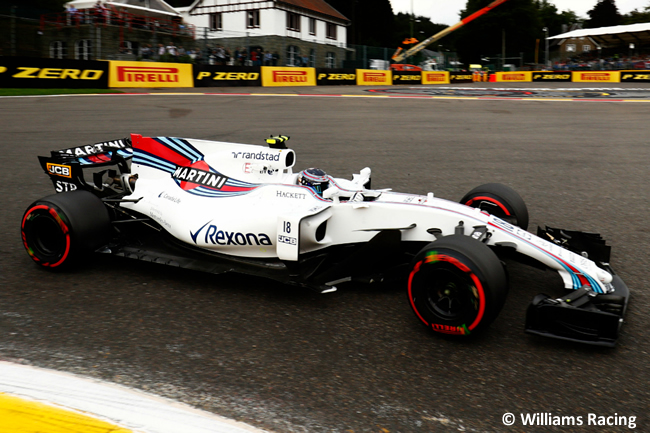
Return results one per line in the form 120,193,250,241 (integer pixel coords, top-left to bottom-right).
277,0,349,22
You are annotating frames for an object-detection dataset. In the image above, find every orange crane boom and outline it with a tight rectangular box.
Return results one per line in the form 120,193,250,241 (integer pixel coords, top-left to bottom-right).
392,0,510,63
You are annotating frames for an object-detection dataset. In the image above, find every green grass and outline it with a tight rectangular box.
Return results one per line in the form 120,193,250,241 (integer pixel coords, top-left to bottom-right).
0,89,124,96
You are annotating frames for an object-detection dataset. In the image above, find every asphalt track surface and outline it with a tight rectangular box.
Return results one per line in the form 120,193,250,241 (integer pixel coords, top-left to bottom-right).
1,82,649,433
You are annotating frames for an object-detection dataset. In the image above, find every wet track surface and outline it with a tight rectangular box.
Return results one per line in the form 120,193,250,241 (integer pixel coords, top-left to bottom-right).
1,85,649,432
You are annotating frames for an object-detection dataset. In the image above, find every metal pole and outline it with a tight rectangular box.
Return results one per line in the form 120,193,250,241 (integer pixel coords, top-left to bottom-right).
10,5,16,57
96,26,101,60
203,26,208,58
363,44,366,69
544,27,551,68
410,0,414,39
501,29,505,71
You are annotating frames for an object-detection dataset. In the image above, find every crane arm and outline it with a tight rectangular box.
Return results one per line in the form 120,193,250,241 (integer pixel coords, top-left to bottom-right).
392,0,510,63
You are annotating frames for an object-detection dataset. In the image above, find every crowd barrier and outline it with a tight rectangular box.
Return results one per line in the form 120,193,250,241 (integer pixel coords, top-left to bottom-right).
2,57,650,88
0,56,109,88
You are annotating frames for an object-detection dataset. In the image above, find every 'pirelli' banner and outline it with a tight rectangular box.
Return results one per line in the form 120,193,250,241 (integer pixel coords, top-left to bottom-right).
108,61,194,88
495,71,533,82
356,69,392,85
0,56,109,88
532,72,572,82
619,71,650,82
422,71,450,85
316,68,356,85
194,66,261,87
572,71,620,83
261,67,316,87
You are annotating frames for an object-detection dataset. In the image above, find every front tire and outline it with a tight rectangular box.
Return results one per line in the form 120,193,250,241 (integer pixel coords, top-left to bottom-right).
407,235,508,337
21,191,111,268
460,183,529,230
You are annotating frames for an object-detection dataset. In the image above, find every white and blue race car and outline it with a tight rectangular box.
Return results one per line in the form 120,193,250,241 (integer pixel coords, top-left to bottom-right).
21,135,630,346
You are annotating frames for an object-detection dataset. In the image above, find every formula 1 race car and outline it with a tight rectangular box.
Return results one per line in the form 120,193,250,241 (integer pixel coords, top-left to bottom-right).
21,135,630,347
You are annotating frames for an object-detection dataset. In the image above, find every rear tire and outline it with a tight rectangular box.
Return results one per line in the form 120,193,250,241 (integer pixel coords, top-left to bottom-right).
21,191,111,269
407,235,508,337
460,183,529,230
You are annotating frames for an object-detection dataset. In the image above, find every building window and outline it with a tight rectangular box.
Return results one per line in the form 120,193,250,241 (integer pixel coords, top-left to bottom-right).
287,45,300,66
309,49,315,67
119,40,138,55
566,43,576,52
582,44,591,52
287,12,300,32
210,12,222,31
309,18,316,35
75,39,92,60
50,41,67,59
325,52,336,68
326,23,337,40
247,10,260,28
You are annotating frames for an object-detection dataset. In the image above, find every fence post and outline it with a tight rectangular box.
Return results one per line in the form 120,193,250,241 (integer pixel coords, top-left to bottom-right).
96,26,101,60
204,26,208,56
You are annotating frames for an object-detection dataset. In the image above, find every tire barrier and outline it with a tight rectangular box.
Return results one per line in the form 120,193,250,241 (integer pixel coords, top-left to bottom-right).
1,57,648,88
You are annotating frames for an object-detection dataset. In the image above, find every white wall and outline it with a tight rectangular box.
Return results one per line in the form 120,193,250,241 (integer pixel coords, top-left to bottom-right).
181,4,346,45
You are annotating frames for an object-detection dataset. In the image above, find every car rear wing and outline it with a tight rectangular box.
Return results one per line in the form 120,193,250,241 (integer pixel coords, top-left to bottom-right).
38,137,133,195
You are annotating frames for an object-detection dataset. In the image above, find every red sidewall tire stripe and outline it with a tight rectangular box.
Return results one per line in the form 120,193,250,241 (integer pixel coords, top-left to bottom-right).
407,252,487,335
464,196,511,216
21,204,71,268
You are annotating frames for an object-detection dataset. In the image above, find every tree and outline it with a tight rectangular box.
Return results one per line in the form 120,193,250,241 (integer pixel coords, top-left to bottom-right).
586,0,621,28
0,0,67,17
393,12,450,48
534,0,581,36
621,3,650,24
455,0,542,65
326,0,395,46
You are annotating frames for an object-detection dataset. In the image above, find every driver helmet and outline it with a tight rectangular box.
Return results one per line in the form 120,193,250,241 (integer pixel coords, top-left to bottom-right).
298,168,329,196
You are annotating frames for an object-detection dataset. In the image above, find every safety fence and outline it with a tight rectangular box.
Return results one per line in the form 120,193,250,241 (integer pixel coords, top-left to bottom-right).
40,9,195,39
2,57,650,89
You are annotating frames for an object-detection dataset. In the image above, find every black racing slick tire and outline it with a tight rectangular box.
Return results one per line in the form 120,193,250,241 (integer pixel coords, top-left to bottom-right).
21,191,111,269
407,235,508,337
460,183,529,230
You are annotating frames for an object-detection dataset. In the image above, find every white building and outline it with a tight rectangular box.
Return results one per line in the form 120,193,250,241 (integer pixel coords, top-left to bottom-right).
178,0,350,67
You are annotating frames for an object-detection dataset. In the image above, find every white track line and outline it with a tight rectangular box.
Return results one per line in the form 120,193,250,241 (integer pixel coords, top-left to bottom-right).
0,361,271,433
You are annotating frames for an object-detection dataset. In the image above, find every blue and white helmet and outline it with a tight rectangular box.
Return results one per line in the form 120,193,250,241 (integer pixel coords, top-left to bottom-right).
298,168,329,196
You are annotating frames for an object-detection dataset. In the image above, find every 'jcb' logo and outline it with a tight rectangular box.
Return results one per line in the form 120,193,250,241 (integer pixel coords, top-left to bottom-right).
47,163,72,178
12,67,103,80
272,71,308,82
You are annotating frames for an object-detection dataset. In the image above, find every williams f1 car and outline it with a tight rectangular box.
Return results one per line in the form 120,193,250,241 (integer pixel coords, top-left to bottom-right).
21,135,630,346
